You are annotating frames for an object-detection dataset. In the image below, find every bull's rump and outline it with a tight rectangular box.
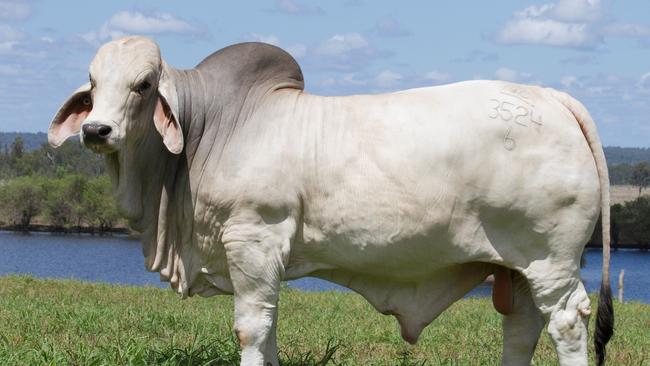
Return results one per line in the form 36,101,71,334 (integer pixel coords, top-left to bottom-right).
288,80,600,278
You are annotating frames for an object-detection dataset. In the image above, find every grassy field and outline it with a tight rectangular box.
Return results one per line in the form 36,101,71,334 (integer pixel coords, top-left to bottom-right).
0,276,648,365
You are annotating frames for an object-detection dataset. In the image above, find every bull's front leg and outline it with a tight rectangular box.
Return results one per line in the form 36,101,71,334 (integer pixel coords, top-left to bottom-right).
223,209,295,366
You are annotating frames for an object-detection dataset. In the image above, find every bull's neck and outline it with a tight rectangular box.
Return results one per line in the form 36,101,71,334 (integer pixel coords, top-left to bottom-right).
132,67,205,280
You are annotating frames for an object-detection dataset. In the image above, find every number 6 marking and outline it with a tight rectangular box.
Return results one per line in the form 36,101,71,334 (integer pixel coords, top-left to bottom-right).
503,127,515,151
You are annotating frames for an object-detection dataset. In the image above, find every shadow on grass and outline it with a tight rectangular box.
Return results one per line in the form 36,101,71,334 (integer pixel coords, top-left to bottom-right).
146,337,240,365
146,337,341,366
146,336,429,366
278,340,340,366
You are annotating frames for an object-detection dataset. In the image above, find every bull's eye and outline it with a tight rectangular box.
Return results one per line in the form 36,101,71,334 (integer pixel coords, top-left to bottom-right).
136,81,151,95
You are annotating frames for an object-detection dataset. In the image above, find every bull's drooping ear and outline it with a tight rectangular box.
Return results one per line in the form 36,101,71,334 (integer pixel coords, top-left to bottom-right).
154,61,183,154
48,82,92,148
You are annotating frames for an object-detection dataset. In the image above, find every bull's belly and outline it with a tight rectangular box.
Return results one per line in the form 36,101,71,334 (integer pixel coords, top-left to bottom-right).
285,218,498,281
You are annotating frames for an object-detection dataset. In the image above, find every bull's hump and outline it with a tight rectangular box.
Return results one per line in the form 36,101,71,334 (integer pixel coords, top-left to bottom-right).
194,42,304,91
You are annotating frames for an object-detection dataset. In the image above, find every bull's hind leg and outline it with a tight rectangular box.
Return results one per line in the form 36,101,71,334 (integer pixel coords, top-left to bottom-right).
501,271,545,366
524,262,591,366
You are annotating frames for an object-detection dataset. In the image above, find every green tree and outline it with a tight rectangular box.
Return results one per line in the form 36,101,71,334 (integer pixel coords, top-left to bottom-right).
616,196,650,249
631,162,650,197
83,175,120,232
43,175,88,230
608,163,634,185
10,137,24,160
0,176,45,230
43,178,72,229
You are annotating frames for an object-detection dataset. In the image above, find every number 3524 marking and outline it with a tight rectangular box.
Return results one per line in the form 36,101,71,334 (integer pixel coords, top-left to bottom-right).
488,99,542,127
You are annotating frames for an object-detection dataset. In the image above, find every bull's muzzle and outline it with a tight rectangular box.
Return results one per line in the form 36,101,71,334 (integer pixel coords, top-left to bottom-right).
82,123,113,144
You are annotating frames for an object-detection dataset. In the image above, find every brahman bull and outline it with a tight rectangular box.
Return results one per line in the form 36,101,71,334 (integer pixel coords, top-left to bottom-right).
48,36,613,366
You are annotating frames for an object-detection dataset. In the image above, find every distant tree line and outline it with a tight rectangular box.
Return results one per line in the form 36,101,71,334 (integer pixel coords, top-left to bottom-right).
590,197,650,250
0,136,105,179
0,137,121,233
0,132,48,151
609,162,650,191
603,146,650,165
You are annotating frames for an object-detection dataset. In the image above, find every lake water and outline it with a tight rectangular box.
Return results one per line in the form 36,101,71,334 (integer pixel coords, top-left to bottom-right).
1,232,648,303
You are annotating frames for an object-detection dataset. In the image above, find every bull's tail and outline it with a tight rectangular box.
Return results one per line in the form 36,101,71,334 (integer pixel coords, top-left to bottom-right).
552,90,613,366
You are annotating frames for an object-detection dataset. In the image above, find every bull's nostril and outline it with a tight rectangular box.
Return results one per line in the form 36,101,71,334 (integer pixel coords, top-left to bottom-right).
82,124,95,137
82,123,112,144
98,125,112,138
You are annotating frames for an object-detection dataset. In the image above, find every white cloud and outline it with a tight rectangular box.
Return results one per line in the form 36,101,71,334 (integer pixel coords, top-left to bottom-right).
638,73,650,94
494,67,534,83
585,85,612,95
310,32,386,71
554,73,627,98
498,0,650,50
515,4,554,19
342,73,367,86
0,24,24,42
374,70,402,88
496,0,602,48
109,11,197,34
495,67,518,82
0,39,46,58
82,11,202,45
550,0,601,22
372,16,411,38
497,18,599,48
314,33,370,57
560,75,578,89
515,0,601,23
268,0,324,16
0,0,30,20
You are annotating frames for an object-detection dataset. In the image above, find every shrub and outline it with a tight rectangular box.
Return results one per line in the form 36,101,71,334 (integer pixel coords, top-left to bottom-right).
82,175,120,232
0,175,45,229
617,196,650,249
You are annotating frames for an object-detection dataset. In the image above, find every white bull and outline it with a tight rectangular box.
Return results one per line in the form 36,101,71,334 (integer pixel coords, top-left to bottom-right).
48,36,613,366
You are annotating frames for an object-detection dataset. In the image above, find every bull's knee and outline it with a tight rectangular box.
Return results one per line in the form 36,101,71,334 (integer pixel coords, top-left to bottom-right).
233,311,277,366
234,327,252,348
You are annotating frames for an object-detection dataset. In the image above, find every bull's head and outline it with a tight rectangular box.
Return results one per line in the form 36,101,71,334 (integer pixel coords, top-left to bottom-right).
48,36,183,223
49,36,183,154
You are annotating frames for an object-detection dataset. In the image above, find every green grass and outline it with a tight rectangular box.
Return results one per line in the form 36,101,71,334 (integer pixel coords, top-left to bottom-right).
0,275,648,365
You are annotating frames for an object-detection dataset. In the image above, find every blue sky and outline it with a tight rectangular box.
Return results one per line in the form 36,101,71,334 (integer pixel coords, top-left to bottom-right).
1,0,649,146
